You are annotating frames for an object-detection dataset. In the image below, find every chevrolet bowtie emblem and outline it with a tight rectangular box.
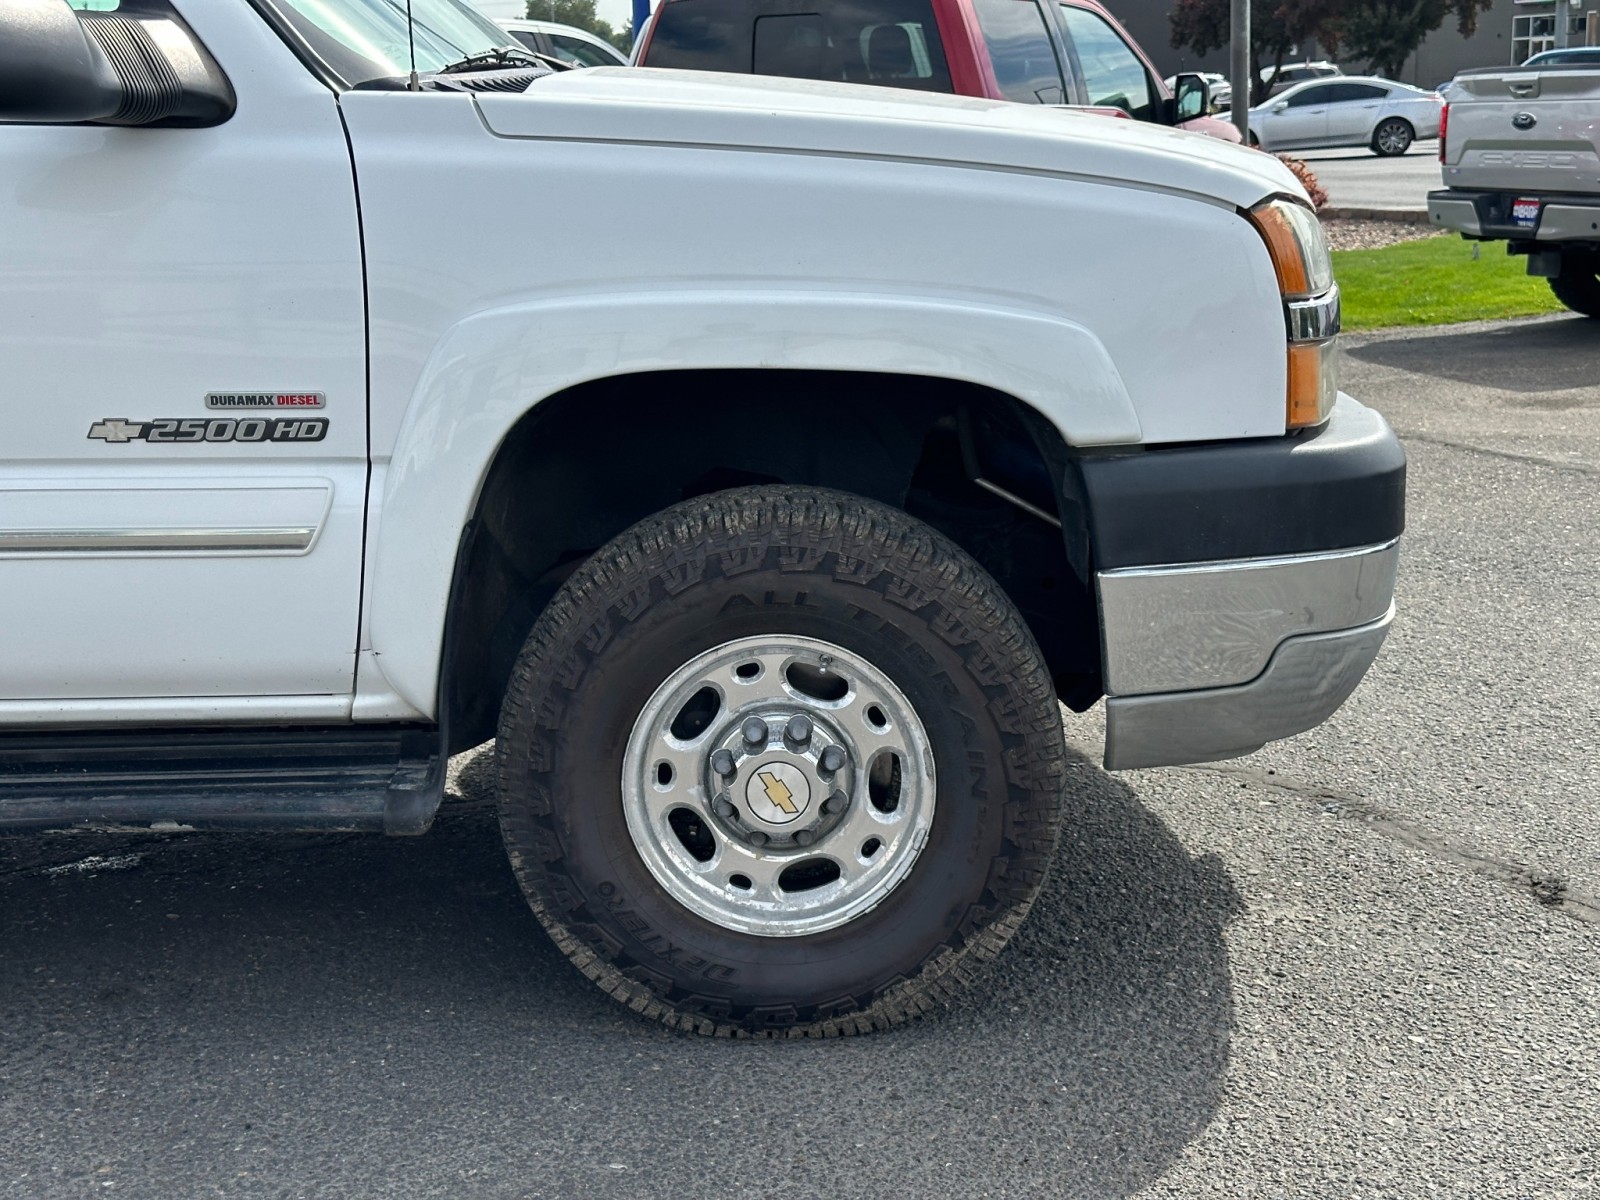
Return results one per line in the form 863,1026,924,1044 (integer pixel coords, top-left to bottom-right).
87,418,144,443
757,770,798,815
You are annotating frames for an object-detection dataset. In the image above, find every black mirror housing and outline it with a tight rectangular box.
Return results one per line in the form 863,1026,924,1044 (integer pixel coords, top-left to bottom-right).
0,0,234,127
0,0,123,123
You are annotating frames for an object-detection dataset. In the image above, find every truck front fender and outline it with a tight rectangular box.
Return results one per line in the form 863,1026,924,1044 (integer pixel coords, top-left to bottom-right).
365,288,1140,717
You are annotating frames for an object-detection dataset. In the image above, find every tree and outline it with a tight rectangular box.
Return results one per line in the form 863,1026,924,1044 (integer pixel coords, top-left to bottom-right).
526,0,632,53
1319,0,1492,80
1170,0,1341,104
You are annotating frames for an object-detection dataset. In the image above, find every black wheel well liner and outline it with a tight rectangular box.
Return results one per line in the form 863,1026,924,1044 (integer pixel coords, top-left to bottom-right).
438,369,1102,753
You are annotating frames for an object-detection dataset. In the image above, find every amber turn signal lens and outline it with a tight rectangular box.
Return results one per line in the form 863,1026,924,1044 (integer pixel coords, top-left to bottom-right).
1287,341,1338,429
1247,200,1333,298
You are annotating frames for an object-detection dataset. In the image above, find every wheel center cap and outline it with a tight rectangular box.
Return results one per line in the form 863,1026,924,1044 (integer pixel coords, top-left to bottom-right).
744,761,812,825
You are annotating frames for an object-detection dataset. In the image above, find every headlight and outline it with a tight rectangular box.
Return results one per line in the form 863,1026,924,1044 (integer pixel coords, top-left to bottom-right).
1248,198,1334,298
1247,198,1338,429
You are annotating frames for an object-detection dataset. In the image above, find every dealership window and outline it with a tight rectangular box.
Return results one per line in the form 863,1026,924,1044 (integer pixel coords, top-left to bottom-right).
1512,13,1557,63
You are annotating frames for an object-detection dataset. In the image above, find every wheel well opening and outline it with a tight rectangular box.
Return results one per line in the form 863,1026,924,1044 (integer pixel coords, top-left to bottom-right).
441,369,1101,752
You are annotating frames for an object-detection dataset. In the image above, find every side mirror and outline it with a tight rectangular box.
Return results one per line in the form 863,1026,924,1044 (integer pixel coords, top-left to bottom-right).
1272,101,1289,113
1172,73,1210,123
0,0,233,126
0,0,123,122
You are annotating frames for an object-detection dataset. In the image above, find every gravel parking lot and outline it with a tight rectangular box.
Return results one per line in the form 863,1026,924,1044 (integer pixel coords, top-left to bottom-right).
1321,217,1441,252
1,315,1596,1199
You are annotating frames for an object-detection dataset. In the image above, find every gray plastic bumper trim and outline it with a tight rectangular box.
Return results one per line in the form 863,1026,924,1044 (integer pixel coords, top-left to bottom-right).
1103,607,1393,770
1428,197,1482,237
1537,204,1600,241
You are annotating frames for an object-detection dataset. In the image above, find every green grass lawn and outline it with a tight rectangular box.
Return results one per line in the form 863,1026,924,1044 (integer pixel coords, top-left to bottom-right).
1331,235,1566,330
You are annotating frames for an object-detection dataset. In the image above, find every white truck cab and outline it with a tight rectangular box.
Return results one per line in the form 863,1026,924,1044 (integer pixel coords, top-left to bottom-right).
0,0,1403,1035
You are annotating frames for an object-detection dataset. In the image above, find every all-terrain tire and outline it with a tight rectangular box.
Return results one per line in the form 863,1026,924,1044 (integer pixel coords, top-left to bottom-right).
1549,253,1600,318
495,487,1066,1036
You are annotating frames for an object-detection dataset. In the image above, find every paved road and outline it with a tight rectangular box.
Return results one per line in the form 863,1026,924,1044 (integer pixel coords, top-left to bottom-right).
3,316,1598,1198
1299,142,1439,212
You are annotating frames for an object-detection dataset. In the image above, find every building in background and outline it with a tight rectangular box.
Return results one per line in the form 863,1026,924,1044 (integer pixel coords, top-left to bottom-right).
1512,0,1600,60
1107,0,1599,90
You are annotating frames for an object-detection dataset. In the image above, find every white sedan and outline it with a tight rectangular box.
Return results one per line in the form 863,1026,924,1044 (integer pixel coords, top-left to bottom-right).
498,19,628,67
1248,76,1443,156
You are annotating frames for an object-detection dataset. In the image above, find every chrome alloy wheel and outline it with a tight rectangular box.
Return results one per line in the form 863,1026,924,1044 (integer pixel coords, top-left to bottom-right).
1375,118,1412,155
620,635,936,937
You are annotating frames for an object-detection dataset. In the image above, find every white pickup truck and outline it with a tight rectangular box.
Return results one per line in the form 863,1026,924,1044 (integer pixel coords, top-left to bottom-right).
1429,63,1600,314
1,0,1403,1035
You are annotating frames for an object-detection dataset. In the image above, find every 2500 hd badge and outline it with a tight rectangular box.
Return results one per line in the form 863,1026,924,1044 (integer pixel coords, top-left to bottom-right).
87,417,329,444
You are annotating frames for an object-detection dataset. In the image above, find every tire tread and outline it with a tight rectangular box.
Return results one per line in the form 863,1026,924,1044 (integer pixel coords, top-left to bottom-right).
495,487,1066,1037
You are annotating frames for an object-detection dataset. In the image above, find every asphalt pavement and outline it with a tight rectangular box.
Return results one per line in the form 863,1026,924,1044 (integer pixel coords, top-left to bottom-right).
1299,143,1439,213
2,316,1598,1198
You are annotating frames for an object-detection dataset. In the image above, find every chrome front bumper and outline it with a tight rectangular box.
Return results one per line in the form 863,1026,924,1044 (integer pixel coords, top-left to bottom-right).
1098,540,1398,770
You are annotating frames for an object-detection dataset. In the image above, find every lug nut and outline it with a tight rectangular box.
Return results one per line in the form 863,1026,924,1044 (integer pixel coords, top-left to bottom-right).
823,790,848,814
712,795,737,819
785,714,812,746
748,830,769,847
794,829,815,847
819,745,847,773
711,749,737,778
742,717,768,747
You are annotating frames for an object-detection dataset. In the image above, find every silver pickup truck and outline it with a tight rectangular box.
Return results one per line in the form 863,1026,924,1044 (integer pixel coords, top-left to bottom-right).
1429,63,1600,316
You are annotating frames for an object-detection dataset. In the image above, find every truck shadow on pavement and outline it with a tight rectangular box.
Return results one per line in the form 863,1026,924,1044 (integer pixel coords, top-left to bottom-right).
1346,314,1596,398
0,747,1241,1200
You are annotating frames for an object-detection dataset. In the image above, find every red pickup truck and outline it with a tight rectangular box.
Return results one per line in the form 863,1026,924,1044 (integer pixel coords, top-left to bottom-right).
635,0,1239,142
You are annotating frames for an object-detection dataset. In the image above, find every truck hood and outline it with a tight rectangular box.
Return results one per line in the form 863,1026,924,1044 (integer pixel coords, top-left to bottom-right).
475,68,1302,210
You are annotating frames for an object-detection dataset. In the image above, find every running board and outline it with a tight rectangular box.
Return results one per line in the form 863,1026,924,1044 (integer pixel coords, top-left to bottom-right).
0,725,445,834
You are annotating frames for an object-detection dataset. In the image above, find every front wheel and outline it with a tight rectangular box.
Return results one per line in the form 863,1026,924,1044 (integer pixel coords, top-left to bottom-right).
1549,252,1600,317
1372,117,1413,156
495,487,1066,1036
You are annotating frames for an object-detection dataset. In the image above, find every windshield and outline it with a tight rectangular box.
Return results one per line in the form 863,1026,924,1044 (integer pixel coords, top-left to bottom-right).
264,0,518,84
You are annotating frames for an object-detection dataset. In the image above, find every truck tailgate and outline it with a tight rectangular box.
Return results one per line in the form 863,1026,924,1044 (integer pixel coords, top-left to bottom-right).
1443,64,1600,194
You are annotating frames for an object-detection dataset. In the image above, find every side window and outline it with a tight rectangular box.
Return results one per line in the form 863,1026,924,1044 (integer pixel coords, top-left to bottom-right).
550,33,622,66
753,13,830,78
1327,82,1388,102
1286,83,1335,107
654,0,952,90
853,3,952,92
506,29,543,53
971,0,1065,104
646,0,747,71
1057,5,1154,121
